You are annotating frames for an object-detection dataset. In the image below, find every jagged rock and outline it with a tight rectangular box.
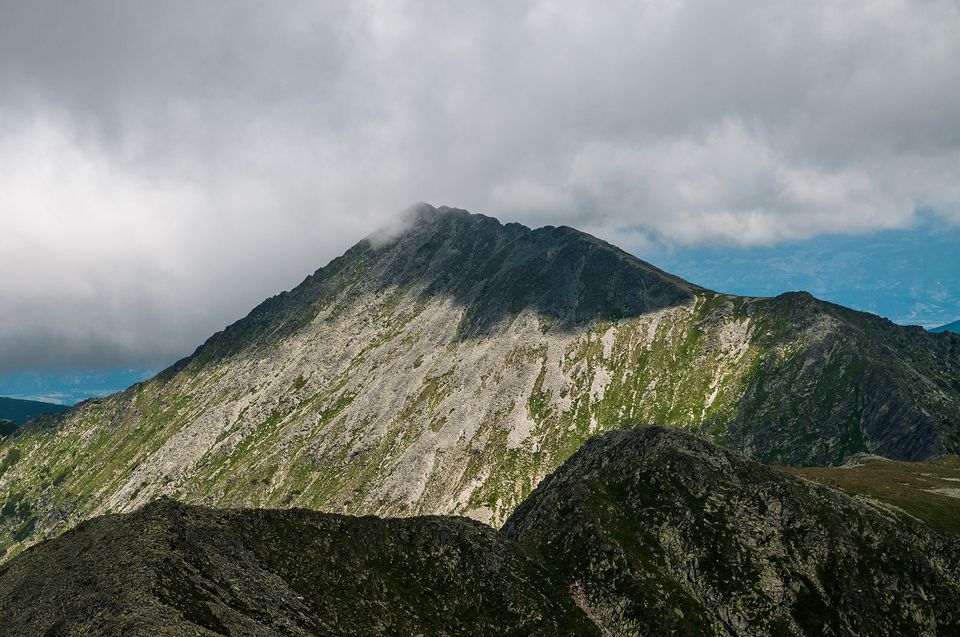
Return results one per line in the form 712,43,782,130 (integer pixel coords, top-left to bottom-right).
503,426,960,636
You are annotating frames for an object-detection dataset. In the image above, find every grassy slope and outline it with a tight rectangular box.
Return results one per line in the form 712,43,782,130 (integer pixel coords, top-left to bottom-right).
784,455,960,535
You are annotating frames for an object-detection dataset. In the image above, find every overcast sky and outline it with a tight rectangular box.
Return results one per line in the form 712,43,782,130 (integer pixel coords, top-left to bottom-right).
1,0,959,373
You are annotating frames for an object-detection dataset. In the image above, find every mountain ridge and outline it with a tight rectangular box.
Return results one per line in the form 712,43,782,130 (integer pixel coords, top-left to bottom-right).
932,319,960,334
1,205,958,560
2,426,958,636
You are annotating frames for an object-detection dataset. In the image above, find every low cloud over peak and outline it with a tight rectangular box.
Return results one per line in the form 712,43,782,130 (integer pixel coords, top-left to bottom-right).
1,0,958,370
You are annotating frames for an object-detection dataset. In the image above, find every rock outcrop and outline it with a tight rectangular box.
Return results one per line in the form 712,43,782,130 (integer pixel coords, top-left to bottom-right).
503,426,960,635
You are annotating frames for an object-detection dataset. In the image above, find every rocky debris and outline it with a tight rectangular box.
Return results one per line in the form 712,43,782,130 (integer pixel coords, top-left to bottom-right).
503,426,960,636
2,427,959,636
840,453,891,468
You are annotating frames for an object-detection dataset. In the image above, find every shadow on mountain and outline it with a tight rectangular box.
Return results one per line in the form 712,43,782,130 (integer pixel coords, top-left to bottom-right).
180,204,700,370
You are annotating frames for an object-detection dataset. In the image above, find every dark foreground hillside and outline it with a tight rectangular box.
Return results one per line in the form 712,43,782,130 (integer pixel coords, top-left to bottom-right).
504,427,960,635
0,499,597,636
2,427,959,636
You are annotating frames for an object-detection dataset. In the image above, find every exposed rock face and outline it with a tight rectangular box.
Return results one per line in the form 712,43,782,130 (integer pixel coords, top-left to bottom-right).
1,206,959,559
503,426,960,636
2,427,957,636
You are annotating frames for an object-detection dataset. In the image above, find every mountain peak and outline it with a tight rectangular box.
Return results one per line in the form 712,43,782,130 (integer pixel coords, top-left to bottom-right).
369,207,697,336
192,207,698,362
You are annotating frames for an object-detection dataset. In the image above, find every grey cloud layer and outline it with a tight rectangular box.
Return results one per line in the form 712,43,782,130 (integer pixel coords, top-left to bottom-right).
1,0,958,370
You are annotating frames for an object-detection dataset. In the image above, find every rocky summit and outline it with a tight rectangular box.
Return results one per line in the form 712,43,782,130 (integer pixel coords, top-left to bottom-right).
1,427,957,636
1,206,959,560
503,426,960,636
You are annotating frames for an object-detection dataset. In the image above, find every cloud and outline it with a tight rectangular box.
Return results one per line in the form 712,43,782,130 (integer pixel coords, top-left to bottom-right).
0,0,958,370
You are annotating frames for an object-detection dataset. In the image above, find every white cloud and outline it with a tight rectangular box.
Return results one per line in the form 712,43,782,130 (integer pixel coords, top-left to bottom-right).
0,0,958,369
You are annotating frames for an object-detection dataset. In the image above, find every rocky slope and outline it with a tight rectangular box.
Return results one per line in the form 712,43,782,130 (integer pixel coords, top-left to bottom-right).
502,426,960,636
2,427,958,636
1,205,959,559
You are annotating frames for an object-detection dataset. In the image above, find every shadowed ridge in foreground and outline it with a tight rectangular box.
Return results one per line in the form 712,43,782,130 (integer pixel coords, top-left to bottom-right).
2,427,959,636
0,497,598,636
502,425,960,636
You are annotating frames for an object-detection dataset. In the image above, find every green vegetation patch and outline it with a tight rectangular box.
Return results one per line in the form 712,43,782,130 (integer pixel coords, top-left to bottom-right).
784,455,960,535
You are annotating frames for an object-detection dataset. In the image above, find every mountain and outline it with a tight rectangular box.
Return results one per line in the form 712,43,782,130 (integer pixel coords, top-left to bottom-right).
2,427,957,636
502,426,960,635
1,205,959,560
932,320,960,334
0,498,597,637
0,396,69,425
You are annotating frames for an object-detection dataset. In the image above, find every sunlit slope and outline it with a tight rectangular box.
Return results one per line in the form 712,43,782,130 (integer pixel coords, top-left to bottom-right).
2,206,958,560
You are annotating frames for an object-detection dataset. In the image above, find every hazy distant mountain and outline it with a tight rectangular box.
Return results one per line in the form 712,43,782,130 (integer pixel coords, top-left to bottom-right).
0,368,155,406
2,427,957,636
932,320,960,333
0,396,69,425
650,222,960,329
1,206,958,560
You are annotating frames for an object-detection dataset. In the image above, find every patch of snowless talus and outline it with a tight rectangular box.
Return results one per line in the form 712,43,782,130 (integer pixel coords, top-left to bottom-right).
95,210,706,526
103,272,936,527
2,206,959,561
